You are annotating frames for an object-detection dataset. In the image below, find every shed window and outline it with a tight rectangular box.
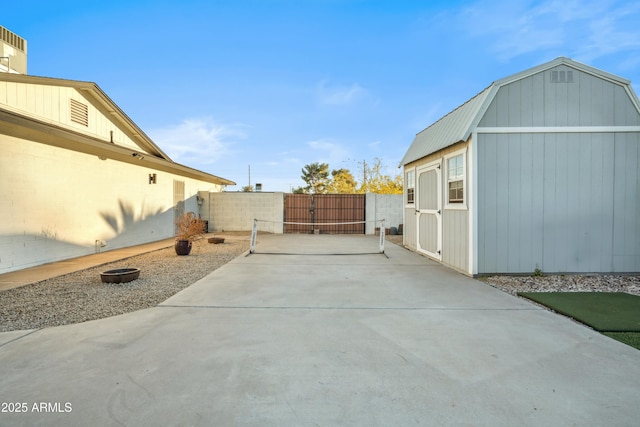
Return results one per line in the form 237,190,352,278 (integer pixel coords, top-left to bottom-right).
447,154,464,204
406,170,415,204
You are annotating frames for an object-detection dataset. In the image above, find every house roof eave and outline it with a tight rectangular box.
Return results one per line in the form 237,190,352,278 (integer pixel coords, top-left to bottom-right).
0,108,235,186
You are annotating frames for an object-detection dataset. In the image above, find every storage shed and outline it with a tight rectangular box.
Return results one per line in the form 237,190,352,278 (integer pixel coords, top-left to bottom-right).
401,57,640,276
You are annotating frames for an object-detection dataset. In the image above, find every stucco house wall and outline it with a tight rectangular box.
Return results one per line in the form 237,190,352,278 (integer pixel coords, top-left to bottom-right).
0,74,233,274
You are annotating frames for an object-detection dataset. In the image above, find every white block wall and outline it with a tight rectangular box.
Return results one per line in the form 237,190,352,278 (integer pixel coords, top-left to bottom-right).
205,192,285,234
203,192,402,236
365,194,404,234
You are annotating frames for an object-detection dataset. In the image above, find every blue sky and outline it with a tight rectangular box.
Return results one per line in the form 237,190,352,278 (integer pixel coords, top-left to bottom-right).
4,0,640,191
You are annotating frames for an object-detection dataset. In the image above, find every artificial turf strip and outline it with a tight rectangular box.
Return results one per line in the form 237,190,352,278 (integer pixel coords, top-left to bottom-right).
517,292,640,332
602,332,640,351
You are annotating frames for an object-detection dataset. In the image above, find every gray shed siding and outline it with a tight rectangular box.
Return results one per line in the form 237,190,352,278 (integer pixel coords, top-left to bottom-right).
403,58,640,275
442,209,468,271
477,132,640,274
403,208,417,250
479,65,640,128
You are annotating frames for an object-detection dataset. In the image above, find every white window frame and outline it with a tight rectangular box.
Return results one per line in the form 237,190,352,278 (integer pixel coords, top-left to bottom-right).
405,167,415,206
444,149,467,210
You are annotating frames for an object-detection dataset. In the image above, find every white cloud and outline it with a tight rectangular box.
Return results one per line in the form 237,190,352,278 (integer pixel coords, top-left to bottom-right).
264,151,302,168
574,4,640,62
456,0,640,62
149,117,246,166
307,139,351,164
266,157,300,166
316,80,367,105
282,157,301,164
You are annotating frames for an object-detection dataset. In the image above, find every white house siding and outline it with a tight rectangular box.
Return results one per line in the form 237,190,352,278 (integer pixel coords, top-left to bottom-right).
0,135,221,274
0,74,232,274
477,132,640,274
0,81,145,152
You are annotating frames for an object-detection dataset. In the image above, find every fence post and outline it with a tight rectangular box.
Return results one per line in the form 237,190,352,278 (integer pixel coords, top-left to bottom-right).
250,219,258,254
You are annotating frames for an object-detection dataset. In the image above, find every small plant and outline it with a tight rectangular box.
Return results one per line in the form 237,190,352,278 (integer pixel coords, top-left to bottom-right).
175,212,206,242
532,266,545,277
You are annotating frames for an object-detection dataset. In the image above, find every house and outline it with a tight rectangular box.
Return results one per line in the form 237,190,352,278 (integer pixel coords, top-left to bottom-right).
0,26,234,274
401,57,640,276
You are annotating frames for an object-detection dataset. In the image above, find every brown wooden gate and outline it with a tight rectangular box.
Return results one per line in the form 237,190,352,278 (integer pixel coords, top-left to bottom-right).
284,194,365,234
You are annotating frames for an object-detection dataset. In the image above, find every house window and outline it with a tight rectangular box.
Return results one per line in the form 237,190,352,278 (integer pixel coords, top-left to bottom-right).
406,170,415,204
447,154,464,204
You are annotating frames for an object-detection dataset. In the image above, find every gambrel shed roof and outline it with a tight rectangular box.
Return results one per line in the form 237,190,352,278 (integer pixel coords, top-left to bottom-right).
400,57,640,166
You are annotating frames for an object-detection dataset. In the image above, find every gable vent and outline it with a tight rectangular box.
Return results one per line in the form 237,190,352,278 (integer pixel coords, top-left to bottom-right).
70,99,89,126
0,26,25,51
551,70,574,83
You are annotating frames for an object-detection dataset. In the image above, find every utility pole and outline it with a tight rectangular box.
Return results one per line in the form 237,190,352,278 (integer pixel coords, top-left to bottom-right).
362,159,367,190
248,165,251,187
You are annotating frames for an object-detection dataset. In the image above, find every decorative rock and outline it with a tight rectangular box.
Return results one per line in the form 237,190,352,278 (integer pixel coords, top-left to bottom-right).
0,236,249,332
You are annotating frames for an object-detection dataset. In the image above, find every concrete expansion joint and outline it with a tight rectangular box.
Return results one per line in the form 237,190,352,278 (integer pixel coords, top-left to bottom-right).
156,305,543,311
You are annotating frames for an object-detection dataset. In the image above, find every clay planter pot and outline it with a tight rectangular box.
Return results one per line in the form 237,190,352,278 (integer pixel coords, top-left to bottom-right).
100,268,141,284
174,240,192,255
208,237,225,244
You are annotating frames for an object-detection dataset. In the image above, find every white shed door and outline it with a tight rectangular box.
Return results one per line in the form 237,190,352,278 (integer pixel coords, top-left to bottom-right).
416,164,442,260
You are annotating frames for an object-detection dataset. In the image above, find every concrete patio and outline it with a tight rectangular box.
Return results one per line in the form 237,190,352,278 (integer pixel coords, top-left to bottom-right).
1,234,639,426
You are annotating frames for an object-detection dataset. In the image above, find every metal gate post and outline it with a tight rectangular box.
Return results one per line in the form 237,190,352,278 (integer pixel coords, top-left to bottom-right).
310,195,315,234
250,218,257,253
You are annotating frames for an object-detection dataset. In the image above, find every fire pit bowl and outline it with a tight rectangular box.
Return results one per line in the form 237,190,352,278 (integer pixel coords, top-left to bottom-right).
208,237,225,244
100,268,141,284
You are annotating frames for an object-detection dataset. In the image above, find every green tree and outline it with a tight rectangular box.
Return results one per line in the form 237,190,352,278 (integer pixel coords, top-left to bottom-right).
241,185,254,192
293,159,402,194
301,162,329,194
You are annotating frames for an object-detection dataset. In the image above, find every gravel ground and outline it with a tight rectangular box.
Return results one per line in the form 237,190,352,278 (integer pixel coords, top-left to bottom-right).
0,234,250,332
2,233,638,333
480,274,640,296
387,234,640,297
